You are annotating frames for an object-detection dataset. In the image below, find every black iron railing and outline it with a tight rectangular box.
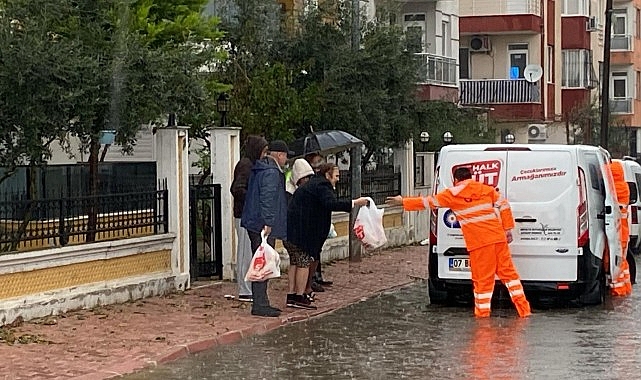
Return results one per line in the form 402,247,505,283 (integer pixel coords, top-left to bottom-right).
336,170,401,206
0,183,168,253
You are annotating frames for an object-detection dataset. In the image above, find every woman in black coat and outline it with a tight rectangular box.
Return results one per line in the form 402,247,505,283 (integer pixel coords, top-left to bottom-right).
287,163,368,297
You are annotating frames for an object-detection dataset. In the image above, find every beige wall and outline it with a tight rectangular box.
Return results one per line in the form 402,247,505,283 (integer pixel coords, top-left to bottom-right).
464,34,542,79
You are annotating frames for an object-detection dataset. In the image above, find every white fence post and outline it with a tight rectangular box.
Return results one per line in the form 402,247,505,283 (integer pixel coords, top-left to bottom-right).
209,126,241,280
155,126,190,290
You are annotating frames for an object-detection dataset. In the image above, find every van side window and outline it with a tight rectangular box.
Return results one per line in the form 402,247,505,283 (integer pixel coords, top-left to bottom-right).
588,164,603,191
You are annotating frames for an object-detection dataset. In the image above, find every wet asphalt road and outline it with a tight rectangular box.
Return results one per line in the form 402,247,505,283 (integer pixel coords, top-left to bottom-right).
124,282,641,379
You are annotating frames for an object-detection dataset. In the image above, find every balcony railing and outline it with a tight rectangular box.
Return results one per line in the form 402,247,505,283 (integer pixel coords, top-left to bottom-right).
611,98,632,114
460,79,540,104
461,0,541,16
611,34,632,51
415,53,457,86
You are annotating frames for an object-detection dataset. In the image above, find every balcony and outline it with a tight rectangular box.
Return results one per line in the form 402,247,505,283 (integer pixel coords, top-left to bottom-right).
611,34,632,51
460,79,540,105
415,53,457,86
460,0,540,16
611,98,632,114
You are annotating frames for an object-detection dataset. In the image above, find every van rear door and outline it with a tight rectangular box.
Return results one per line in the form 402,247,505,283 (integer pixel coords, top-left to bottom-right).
503,149,578,281
434,148,508,279
597,150,623,281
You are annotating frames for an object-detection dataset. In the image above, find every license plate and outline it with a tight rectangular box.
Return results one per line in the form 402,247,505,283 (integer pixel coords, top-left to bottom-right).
449,258,470,271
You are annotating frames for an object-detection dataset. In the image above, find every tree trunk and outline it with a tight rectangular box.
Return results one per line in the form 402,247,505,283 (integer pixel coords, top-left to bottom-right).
86,138,100,242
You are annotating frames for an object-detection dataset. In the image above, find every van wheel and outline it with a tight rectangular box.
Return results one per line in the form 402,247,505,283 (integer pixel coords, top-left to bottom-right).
578,265,606,305
428,279,448,305
627,250,636,285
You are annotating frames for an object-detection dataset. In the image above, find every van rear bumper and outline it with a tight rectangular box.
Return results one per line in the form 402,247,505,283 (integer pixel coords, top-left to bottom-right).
429,277,595,305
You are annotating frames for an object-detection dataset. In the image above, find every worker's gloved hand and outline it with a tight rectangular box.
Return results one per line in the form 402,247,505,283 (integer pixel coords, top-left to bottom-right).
506,230,513,244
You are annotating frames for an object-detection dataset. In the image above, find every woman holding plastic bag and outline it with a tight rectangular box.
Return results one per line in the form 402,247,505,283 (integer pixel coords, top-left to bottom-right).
288,163,369,301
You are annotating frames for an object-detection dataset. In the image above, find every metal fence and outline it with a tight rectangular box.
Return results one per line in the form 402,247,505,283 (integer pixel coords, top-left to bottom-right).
0,182,168,253
335,169,401,205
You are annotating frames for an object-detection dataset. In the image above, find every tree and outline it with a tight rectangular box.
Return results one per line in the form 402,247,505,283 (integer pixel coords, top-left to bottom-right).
0,0,226,241
0,0,89,184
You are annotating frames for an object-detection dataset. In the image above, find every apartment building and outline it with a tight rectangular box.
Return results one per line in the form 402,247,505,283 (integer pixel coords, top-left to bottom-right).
459,0,606,146
609,0,641,155
459,0,641,155
397,0,460,101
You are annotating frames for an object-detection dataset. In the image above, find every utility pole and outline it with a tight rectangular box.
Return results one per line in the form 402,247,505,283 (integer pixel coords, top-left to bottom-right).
600,0,613,149
349,0,362,262
351,0,360,50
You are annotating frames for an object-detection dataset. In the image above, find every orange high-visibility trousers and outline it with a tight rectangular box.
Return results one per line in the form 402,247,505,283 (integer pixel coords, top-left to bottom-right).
470,242,531,318
611,257,632,296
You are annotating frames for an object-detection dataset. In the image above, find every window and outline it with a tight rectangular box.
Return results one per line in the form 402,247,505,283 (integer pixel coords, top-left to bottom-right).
562,49,592,88
508,44,528,79
612,72,628,98
441,16,451,57
613,10,627,35
459,48,470,79
547,46,554,83
637,8,641,38
404,14,426,53
636,71,641,100
563,0,589,16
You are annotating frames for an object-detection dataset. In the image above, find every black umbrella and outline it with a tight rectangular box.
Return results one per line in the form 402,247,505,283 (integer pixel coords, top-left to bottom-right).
290,130,363,157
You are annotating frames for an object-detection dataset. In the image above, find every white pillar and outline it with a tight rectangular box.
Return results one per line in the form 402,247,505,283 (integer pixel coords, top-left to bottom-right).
209,126,241,280
155,126,190,290
393,141,418,243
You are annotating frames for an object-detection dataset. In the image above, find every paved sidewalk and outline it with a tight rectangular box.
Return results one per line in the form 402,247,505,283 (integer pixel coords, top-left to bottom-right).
0,246,427,380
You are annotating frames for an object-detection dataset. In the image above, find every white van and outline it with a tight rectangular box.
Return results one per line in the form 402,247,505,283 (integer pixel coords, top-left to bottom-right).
614,157,641,253
428,144,623,306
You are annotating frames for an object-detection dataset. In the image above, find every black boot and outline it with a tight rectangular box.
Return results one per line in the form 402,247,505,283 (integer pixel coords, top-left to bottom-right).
315,262,333,286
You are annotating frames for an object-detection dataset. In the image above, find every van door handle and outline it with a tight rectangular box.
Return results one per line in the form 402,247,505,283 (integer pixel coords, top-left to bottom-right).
515,218,537,223
556,248,569,253
597,213,605,220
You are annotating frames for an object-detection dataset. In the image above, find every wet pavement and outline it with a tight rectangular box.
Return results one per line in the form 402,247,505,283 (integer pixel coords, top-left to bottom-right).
124,283,641,380
0,246,427,379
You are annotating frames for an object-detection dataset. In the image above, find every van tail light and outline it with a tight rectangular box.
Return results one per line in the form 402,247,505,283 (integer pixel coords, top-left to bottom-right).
632,206,638,225
577,169,589,247
430,208,438,245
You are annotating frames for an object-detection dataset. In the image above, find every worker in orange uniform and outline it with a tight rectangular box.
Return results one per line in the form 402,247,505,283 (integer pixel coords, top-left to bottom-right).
609,161,632,296
386,166,531,318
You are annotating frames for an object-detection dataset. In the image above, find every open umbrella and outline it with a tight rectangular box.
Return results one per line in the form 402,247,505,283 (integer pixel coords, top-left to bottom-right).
290,130,363,157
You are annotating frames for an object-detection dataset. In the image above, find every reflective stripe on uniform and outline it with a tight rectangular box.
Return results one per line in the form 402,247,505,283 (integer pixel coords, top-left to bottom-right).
505,280,521,288
457,203,493,216
459,213,499,226
509,289,525,297
474,291,493,300
475,302,491,310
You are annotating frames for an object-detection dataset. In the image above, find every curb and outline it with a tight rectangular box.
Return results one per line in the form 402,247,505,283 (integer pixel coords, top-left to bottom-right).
85,279,419,380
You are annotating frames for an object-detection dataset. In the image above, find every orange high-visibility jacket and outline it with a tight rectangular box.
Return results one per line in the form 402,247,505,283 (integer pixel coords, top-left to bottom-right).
610,161,630,243
403,179,515,251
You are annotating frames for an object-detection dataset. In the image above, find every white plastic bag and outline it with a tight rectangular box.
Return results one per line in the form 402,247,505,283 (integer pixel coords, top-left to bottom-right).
245,231,281,282
353,197,387,249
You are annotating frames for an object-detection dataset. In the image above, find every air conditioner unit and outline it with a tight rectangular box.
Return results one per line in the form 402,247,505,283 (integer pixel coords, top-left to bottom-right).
469,36,491,52
527,124,548,141
586,16,598,32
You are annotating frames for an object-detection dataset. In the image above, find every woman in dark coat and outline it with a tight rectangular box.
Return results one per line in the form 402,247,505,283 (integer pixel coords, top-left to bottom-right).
287,163,368,298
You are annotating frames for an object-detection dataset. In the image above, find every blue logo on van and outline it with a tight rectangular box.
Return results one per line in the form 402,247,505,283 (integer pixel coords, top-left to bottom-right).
443,209,460,228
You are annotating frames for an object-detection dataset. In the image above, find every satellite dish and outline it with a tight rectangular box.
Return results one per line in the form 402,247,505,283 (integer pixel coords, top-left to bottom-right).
524,64,543,83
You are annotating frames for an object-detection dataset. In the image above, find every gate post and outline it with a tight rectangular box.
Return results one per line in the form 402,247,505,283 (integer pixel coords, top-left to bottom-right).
156,126,191,290
209,126,241,280
393,141,422,244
